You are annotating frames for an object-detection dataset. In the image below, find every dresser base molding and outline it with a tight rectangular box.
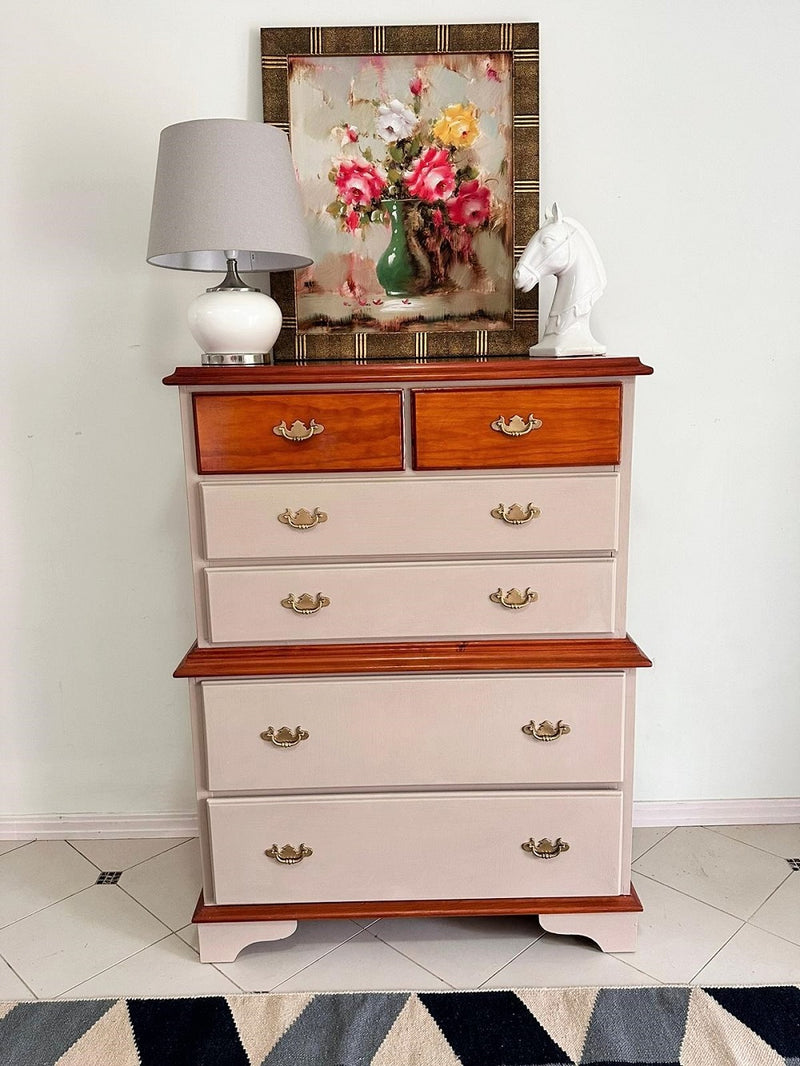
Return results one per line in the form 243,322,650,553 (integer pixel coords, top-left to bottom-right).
192,887,642,961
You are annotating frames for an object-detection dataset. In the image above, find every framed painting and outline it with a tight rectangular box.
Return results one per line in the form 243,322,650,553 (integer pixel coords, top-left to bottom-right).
261,23,539,363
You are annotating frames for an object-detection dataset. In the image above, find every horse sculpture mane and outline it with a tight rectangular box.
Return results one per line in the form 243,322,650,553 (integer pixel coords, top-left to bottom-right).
513,203,607,358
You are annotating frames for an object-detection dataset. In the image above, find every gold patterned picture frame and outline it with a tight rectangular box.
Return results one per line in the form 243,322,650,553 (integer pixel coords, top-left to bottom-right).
261,23,539,364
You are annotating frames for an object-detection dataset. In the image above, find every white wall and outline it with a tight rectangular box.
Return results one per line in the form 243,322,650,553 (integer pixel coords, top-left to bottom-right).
2,0,799,824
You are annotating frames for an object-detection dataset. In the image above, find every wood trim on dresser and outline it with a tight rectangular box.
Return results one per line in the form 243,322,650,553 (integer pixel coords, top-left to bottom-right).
174,637,652,678
193,886,643,923
163,356,654,387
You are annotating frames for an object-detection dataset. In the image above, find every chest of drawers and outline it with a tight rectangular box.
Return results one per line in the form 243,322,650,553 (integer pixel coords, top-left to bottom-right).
165,357,652,963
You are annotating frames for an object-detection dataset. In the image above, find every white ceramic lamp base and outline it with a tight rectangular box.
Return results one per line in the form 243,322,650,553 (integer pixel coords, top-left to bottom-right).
188,288,282,366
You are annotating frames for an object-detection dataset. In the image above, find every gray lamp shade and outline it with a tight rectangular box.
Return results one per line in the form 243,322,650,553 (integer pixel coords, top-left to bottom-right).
146,118,313,272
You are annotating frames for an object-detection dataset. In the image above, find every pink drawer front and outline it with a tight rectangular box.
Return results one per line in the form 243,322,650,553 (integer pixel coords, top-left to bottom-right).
201,673,627,791
207,790,624,905
199,473,620,561
204,558,618,644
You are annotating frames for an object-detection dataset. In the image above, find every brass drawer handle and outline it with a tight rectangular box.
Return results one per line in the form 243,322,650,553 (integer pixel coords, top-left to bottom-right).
272,418,325,442
260,726,310,748
491,414,543,437
265,843,313,865
278,507,328,530
522,837,570,859
522,720,571,742
281,592,331,615
490,587,538,609
491,503,541,525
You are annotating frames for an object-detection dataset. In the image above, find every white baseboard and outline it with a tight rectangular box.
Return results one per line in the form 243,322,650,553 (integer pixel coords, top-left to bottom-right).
1,799,798,839
0,812,199,840
633,798,800,827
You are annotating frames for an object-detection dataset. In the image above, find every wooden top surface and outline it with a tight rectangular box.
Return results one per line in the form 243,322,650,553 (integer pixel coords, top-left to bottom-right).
163,356,653,387
175,637,652,678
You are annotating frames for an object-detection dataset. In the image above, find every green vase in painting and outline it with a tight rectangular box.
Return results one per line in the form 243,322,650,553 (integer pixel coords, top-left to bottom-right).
375,199,431,297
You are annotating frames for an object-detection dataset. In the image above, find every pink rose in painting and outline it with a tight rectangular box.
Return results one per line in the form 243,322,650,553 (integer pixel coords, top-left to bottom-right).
409,75,423,96
446,179,491,227
344,210,360,232
343,124,359,144
486,65,500,82
334,158,387,206
405,147,456,203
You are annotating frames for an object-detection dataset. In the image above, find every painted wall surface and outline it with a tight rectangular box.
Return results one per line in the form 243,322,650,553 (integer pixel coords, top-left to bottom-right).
2,0,799,821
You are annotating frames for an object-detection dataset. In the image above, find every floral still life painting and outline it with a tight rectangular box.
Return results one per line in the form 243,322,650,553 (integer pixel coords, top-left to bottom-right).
289,52,513,335
262,24,539,361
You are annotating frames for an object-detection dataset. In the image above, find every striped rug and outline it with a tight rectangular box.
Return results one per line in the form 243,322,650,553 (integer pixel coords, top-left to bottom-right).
2,986,799,1064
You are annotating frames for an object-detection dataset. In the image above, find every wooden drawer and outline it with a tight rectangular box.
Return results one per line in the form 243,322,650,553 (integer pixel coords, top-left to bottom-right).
207,790,624,904
204,557,617,643
412,384,622,469
201,673,627,791
199,472,620,561
193,391,403,474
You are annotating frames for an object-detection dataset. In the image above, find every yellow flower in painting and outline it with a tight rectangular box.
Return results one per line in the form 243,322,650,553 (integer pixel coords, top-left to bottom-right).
432,103,480,148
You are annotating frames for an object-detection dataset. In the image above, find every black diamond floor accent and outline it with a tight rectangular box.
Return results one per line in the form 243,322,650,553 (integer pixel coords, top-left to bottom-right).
95,871,122,884
786,859,800,871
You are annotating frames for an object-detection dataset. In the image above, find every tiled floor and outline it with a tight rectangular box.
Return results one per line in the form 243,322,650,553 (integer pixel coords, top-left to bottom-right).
0,825,799,998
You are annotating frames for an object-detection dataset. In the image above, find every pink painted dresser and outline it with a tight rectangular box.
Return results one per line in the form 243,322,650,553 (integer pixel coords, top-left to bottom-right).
164,356,652,963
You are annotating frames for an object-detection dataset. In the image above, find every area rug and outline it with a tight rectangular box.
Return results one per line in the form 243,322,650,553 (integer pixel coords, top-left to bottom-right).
2,986,799,1065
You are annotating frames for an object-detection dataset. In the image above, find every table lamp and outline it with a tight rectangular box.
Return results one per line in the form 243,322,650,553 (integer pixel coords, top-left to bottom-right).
147,118,313,365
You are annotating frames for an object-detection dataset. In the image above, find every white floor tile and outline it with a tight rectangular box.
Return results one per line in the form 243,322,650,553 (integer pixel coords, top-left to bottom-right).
481,931,659,988
749,873,800,946
213,919,365,992
0,841,34,858
0,841,99,929
707,823,800,859
611,875,742,983
118,839,201,930
631,826,674,861
371,915,543,989
0,956,33,999
632,826,791,918
694,922,800,984
69,837,191,872
0,885,171,998
63,934,241,998
273,930,451,992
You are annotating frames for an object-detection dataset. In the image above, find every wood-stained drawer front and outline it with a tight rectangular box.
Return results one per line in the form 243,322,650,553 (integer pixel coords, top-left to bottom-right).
200,473,620,561
412,384,622,469
207,791,624,904
204,558,617,644
202,673,627,791
193,391,403,474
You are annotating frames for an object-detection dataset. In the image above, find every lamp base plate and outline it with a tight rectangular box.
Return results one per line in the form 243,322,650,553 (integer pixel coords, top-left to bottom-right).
201,353,268,366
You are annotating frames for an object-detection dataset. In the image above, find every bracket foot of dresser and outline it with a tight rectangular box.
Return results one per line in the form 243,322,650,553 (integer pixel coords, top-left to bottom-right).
539,908,639,952
196,918,298,963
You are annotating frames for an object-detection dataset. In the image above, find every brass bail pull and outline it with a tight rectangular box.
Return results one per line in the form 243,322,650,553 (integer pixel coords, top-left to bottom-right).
281,593,331,615
265,843,313,865
261,726,310,748
278,508,328,530
490,414,543,437
522,720,571,742
521,837,570,859
491,503,541,525
272,419,325,442
489,587,538,609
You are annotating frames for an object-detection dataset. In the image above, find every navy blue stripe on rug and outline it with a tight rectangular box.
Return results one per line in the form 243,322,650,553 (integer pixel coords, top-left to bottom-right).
705,986,800,1058
262,992,407,1066
0,1000,116,1066
127,997,248,1066
419,990,572,1066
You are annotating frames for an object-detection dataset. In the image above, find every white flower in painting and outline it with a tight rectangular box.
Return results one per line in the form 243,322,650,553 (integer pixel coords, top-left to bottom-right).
376,99,417,142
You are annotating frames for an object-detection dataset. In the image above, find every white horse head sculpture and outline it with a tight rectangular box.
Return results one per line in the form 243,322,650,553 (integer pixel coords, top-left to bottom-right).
513,203,607,357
